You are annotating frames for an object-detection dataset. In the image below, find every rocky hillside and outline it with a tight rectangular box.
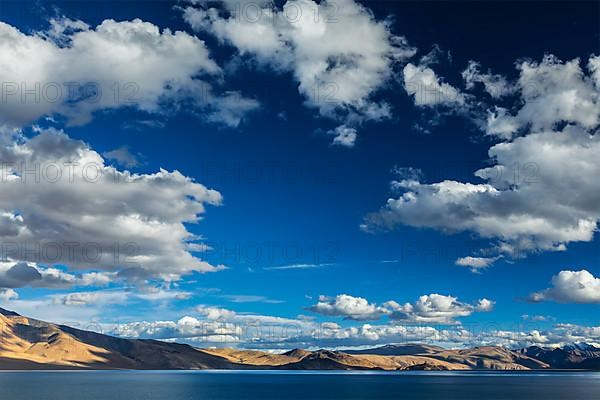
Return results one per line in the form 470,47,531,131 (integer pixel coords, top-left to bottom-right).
0,307,237,370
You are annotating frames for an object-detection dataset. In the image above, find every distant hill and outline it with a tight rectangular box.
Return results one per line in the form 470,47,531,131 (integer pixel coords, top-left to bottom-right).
345,343,445,356
0,307,597,370
519,343,600,369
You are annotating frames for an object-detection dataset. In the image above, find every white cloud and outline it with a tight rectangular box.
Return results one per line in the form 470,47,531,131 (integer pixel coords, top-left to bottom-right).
309,293,492,324
36,303,598,350
56,290,129,306
590,56,600,86
418,44,449,67
475,298,495,312
455,256,499,272
0,18,255,128
110,307,312,345
0,128,224,284
196,305,237,321
328,125,357,147
529,269,600,304
204,92,260,127
183,0,416,133
403,63,465,107
135,287,192,301
105,316,600,350
522,314,554,322
0,288,18,302
485,55,600,139
309,294,388,321
0,285,193,324
462,60,516,99
386,294,494,324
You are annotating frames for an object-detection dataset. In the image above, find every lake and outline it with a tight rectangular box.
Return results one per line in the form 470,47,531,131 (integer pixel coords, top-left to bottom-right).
0,370,599,399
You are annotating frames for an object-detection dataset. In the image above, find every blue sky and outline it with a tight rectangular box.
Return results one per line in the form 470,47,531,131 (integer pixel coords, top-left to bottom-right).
0,0,599,350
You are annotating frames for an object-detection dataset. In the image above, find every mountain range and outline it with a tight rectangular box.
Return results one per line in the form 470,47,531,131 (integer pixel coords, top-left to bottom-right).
1,308,599,370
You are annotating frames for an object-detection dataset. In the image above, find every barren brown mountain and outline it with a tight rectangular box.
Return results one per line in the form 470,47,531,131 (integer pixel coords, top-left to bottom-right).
2,308,598,370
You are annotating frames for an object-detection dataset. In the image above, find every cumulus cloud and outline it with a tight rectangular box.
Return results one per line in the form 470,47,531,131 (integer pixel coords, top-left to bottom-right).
109,307,312,346
364,55,600,260
0,18,256,128
485,55,600,139
386,294,494,324
183,0,416,135
308,294,388,321
529,270,600,304
111,315,242,343
0,128,224,284
196,305,237,321
309,293,492,324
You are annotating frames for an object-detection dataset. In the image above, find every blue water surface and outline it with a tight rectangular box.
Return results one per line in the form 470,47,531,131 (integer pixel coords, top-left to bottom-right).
1,370,599,399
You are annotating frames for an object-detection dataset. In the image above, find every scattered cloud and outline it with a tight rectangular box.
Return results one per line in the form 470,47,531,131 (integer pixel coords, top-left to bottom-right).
183,0,416,139
462,60,516,99
365,55,600,261
309,293,493,324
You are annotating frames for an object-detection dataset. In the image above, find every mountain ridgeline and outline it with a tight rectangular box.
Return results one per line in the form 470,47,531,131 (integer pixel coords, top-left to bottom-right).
1,308,599,370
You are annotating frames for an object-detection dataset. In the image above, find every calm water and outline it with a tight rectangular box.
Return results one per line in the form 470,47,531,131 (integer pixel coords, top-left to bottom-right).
0,370,599,399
